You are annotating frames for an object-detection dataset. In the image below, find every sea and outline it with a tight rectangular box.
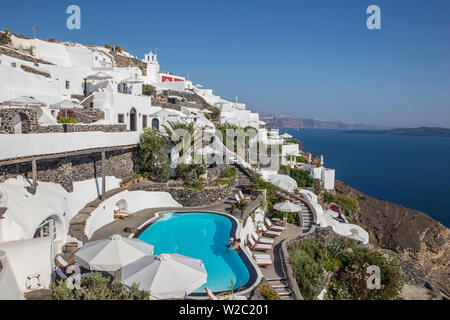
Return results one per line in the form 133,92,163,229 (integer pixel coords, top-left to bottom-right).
282,128,450,227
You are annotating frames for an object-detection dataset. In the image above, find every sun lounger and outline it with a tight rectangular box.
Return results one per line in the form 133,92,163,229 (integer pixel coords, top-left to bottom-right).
55,254,77,270
253,255,273,267
265,218,286,232
55,267,69,280
114,210,133,220
235,194,241,202
238,190,251,201
253,253,271,260
260,224,281,238
247,236,272,251
251,231,275,245
205,287,247,300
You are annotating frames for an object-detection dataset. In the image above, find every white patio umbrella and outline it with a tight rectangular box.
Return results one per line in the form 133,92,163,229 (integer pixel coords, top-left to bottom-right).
3,96,46,107
86,71,114,80
49,100,83,110
274,200,302,213
74,234,154,272
281,133,293,139
122,76,144,84
268,174,298,193
121,253,207,300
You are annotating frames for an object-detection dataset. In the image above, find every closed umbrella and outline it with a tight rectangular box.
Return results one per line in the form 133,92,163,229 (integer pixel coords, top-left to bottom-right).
49,100,83,110
3,96,46,107
121,253,207,300
268,174,297,193
74,234,154,272
86,72,114,81
274,200,302,213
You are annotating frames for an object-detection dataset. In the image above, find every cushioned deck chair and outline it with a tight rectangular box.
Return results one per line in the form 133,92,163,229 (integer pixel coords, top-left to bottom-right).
238,190,251,201
265,218,286,232
55,267,69,280
247,236,272,252
260,224,281,238
253,255,273,267
205,287,247,300
251,231,275,245
55,254,77,270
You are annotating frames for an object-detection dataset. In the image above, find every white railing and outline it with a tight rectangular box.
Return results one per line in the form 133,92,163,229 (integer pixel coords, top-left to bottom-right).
0,131,141,161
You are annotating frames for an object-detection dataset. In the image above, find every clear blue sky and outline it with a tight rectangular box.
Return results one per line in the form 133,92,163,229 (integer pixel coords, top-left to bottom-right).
1,0,449,127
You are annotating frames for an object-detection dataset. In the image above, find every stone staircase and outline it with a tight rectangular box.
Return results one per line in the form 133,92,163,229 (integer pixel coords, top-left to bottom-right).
67,187,125,244
300,202,314,233
267,278,295,300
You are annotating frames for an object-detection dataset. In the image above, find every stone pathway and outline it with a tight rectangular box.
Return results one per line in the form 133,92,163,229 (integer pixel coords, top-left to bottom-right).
67,187,128,243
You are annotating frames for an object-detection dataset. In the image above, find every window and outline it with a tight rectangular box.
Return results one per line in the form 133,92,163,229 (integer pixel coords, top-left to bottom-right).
143,115,148,129
65,81,70,89
95,56,98,61
118,114,125,124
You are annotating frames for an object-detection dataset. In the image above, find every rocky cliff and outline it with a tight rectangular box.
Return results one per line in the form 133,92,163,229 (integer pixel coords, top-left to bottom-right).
334,180,450,298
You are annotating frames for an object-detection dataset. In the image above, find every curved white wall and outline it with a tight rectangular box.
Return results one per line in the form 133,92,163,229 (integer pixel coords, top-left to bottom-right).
84,190,182,239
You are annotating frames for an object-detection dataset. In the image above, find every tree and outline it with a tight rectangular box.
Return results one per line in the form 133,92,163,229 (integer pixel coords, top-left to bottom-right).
142,84,156,97
0,29,12,45
138,129,171,182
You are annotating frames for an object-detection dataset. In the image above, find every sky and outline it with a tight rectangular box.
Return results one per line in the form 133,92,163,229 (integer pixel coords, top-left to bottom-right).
1,0,449,127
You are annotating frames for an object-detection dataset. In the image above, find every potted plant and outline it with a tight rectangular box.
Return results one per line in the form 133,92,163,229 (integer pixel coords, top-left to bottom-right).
120,181,125,188
134,173,143,183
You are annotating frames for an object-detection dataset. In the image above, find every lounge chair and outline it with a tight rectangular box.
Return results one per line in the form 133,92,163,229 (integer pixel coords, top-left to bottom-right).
55,254,77,270
235,194,241,202
247,236,272,252
251,231,275,245
238,190,251,201
205,287,247,300
114,209,133,220
55,267,69,280
260,224,281,238
252,254,273,267
265,218,286,232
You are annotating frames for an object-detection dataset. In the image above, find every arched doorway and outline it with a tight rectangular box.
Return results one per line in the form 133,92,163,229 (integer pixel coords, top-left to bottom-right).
152,118,160,130
13,114,22,134
130,108,137,131
13,113,32,134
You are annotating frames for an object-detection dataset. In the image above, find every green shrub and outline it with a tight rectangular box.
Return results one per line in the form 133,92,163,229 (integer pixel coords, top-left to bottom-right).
142,84,156,97
258,285,280,300
289,168,314,188
176,164,207,182
218,179,231,186
322,192,358,213
288,240,329,300
325,248,403,300
184,181,204,190
0,29,11,45
50,272,150,300
220,167,236,179
231,200,248,213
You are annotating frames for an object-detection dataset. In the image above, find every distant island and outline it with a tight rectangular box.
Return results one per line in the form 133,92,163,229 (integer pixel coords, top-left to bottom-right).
257,112,385,130
345,127,450,138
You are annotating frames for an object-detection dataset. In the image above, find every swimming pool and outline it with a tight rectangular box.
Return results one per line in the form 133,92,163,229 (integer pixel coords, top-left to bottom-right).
137,212,251,293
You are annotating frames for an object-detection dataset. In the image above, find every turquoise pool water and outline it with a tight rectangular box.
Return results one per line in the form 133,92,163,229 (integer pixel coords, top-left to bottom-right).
138,212,251,293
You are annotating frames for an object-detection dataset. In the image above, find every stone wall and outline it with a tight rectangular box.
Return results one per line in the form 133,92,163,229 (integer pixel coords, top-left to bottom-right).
38,123,126,133
0,148,138,192
0,107,39,134
20,65,51,78
72,109,105,123
129,182,233,207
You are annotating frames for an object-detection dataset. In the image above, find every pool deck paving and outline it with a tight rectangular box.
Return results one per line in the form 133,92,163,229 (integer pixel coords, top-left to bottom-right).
80,187,303,300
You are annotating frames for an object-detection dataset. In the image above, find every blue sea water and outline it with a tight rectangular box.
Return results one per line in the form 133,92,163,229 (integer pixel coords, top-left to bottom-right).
138,212,250,293
283,129,450,227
